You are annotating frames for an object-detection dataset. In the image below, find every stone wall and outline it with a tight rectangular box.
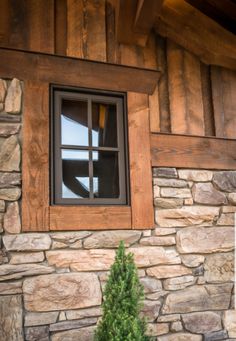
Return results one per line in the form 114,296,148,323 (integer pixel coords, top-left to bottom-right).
0,78,235,341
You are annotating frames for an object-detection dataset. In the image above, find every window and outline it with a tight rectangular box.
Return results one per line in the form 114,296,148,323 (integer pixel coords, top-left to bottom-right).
51,87,129,205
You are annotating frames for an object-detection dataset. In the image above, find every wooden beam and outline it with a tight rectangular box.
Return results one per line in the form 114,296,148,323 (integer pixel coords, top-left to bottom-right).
0,48,160,95
155,0,236,71
151,133,236,170
134,0,164,35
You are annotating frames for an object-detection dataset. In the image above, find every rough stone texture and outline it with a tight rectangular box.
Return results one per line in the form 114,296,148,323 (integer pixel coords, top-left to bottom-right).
163,275,196,290
178,169,213,181
66,307,102,320
49,317,97,332
204,330,228,341
0,135,20,171
181,254,205,267
155,197,183,208
158,333,202,341
156,206,219,227
4,201,21,233
0,199,5,211
204,253,234,282
0,295,23,341
154,178,187,187
171,321,183,332
25,326,49,341
158,314,181,322
182,312,221,333
83,230,141,248
51,327,96,341
0,263,54,281
228,193,236,205
3,233,51,251
217,213,234,225
155,227,176,236
0,281,22,295
160,187,192,198
10,252,45,264
50,231,91,243
147,323,169,336
0,123,20,137
153,167,177,178
223,310,236,338
0,172,21,187
5,78,22,114
141,300,161,321
213,171,236,192
0,187,21,200
222,205,236,213
162,283,233,314
176,226,234,253
140,236,176,246
131,247,181,267
147,265,192,279
25,312,59,327
140,277,163,293
192,183,227,205
0,79,7,103
23,273,102,311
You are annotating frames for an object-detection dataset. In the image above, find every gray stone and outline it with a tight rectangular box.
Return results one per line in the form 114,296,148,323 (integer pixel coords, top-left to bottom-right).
213,171,236,192
66,307,102,320
141,300,161,322
3,233,51,251
158,333,202,341
192,265,204,276
204,330,228,341
25,326,49,341
5,78,22,114
50,231,91,243
10,252,44,264
0,79,7,103
176,226,234,253
0,281,22,295
0,172,21,187
153,178,187,188
160,187,192,198
0,264,54,281
0,135,20,171
223,310,236,338
181,254,205,267
162,283,233,314
140,277,163,293
4,201,21,233
163,275,196,290
178,169,213,181
147,265,192,279
25,312,59,327
182,312,222,333
51,327,96,341
84,230,141,248
154,198,183,209
192,183,227,205
0,123,20,136
217,213,234,225
49,317,97,332
0,295,23,341
204,253,234,282
153,168,177,178
0,187,21,200
23,273,102,312
140,236,176,246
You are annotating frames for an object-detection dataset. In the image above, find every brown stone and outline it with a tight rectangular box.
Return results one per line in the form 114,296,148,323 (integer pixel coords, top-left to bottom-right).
176,226,234,254
213,171,236,192
184,198,193,205
147,265,192,279
5,78,22,114
182,312,221,333
25,326,49,341
140,236,176,246
147,323,169,336
178,169,213,181
153,168,177,178
160,187,192,198
0,123,20,136
223,310,236,338
84,230,141,248
141,300,161,322
192,183,227,205
162,283,233,314
0,172,21,187
154,178,187,188
154,198,183,209
0,295,23,341
158,333,202,341
140,277,162,293
163,275,196,290
158,314,181,322
0,187,21,200
0,264,54,281
49,318,97,332
204,253,234,282
3,233,51,251
155,227,176,236
222,206,236,213
171,321,183,332
156,206,219,227
131,247,181,266
228,193,236,205
217,213,234,225
0,281,22,295
25,312,59,327
0,79,7,103
66,307,102,320
4,201,21,233
0,136,20,171
51,327,96,341
181,254,205,268
0,200,5,212
10,252,44,264
23,273,102,312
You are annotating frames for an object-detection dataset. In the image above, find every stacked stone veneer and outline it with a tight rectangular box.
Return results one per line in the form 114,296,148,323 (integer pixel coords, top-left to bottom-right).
0,78,235,341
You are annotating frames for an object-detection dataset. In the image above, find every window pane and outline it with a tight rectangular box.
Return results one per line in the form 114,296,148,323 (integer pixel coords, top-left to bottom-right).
61,99,88,146
62,149,89,198
92,102,117,147
93,151,119,198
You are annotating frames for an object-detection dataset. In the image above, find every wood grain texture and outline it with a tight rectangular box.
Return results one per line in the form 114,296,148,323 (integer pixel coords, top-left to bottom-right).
151,133,236,170
128,92,154,229
22,81,49,231
0,48,159,95
49,206,131,230
106,0,120,63
55,0,68,55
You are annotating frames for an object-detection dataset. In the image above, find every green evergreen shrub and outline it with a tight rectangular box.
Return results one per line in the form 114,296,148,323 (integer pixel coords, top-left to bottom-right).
95,241,150,341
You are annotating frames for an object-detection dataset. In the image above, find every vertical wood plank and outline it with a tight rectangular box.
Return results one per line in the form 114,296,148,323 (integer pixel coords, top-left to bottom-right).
67,0,84,58
211,66,225,137
22,81,49,231
0,0,10,47
55,0,68,55
128,92,154,229
106,0,120,63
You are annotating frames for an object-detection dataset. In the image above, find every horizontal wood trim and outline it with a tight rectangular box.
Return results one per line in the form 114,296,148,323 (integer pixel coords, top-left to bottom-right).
0,47,160,95
49,206,132,230
151,133,236,170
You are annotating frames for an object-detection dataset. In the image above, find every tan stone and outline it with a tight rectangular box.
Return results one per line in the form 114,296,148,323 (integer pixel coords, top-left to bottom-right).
51,327,96,341
10,252,44,264
0,123,20,137
140,236,176,246
4,201,21,233
5,78,22,114
228,193,236,205
184,198,193,205
130,247,181,267
204,252,234,282
3,233,51,251
58,312,66,321
154,198,183,209
0,263,54,281
0,136,20,171
156,206,219,227
147,265,192,279
142,230,152,237
0,281,22,295
153,178,187,188
23,273,101,312
0,187,21,200
146,291,168,300
0,172,21,186
171,321,183,332
0,200,5,212
222,206,236,213
224,310,236,338
25,312,59,327
51,317,98,332
181,254,205,267
176,226,234,253
0,295,23,340
52,241,68,249
158,314,181,322
140,277,162,293
0,79,7,102
217,213,234,225
182,311,221,334
192,182,227,205
84,230,141,248
163,275,196,290
154,185,160,197
159,333,202,341
141,300,161,321
147,323,169,336
66,307,102,320
161,187,192,198
50,231,91,243
162,283,233,314
155,227,176,236
178,169,213,181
